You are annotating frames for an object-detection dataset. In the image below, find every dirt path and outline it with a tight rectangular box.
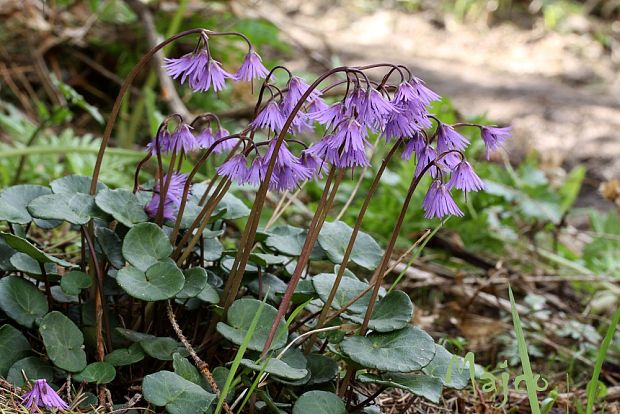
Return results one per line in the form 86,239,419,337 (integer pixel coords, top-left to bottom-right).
243,1,620,206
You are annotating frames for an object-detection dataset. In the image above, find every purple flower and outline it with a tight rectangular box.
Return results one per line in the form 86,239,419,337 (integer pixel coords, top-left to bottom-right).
246,156,265,186
213,127,238,153
196,127,215,149
163,51,208,87
326,119,371,168
481,126,511,159
364,88,396,125
384,109,421,141
217,154,249,184
401,134,425,160
306,96,329,114
344,88,367,118
305,135,335,159
170,124,198,154
410,77,441,105
20,379,69,411
145,172,189,221
422,181,464,219
282,76,321,115
447,160,485,192
300,149,327,178
437,124,469,152
193,59,234,93
415,144,438,178
147,130,173,155
264,141,313,191
308,102,345,129
251,101,285,132
235,51,269,81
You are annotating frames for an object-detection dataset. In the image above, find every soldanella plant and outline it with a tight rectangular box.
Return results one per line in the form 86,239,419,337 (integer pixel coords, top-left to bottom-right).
0,28,510,413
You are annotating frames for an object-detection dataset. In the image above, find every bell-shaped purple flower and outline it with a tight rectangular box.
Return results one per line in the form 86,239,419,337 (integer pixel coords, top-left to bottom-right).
145,172,189,221
246,156,265,186
308,102,345,129
147,130,173,155
415,144,438,178
422,181,464,219
447,160,485,192
409,77,441,105
170,124,198,154
196,127,215,149
384,110,420,141
364,88,396,125
481,126,512,159
217,154,249,185
193,59,234,93
235,51,269,81
306,96,329,115
401,133,425,160
437,124,469,152
327,119,371,168
264,141,313,191
163,51,208,87
251,101,285,132
300,149,327,178
21,379,69,411
282,76,321,117
213,127,238,153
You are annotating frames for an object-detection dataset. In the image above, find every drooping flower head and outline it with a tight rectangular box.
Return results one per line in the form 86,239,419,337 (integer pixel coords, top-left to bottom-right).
414,143,438,178
401,133,425,160
196,127,215,149
147,129,173,155
308,102,346,129
481,126,512,159
364,88,397,126
235,50,269,81
196,59,235,92
217,154,249,185
251,101,285,132
163,51,209,87
447,160,485,192
409,77,441,105
263,140,313,191
437,123,469,152
169,124,198,154
145,172,189,221
326,119,371,168
300,149,327,178
422,181,464,219
20,379,69,412
213,127,238,153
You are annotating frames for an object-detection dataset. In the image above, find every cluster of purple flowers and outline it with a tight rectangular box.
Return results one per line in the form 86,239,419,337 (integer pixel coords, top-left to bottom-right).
148,43,512,221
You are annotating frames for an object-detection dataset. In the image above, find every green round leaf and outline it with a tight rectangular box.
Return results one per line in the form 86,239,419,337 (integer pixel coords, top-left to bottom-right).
216,298,287,352
61,271,93,295
50,175,107,194
122,223,173,271
39,311,87,372
176,268,208,299
104,344,145,367
139,337,186,361
0,276,48,328
143,370,216,414
0,324,32,377
318,221,383,270
7,357,54,388
95,188,148,227
196,283,220,304
0,232,76,267
0,185,51,224
343,290,413,332
265,225,325,259
293,391,346,414
10,253,59,280
312,273,373,314
214,192,251,220
306,353,338,385
422,344,471,390
357,372,443,403
74,361,116,384
28,193,98,225
201,237,223,261
341,326,436,372
117,262,185,301
173,353,205,387
96,227,124,269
